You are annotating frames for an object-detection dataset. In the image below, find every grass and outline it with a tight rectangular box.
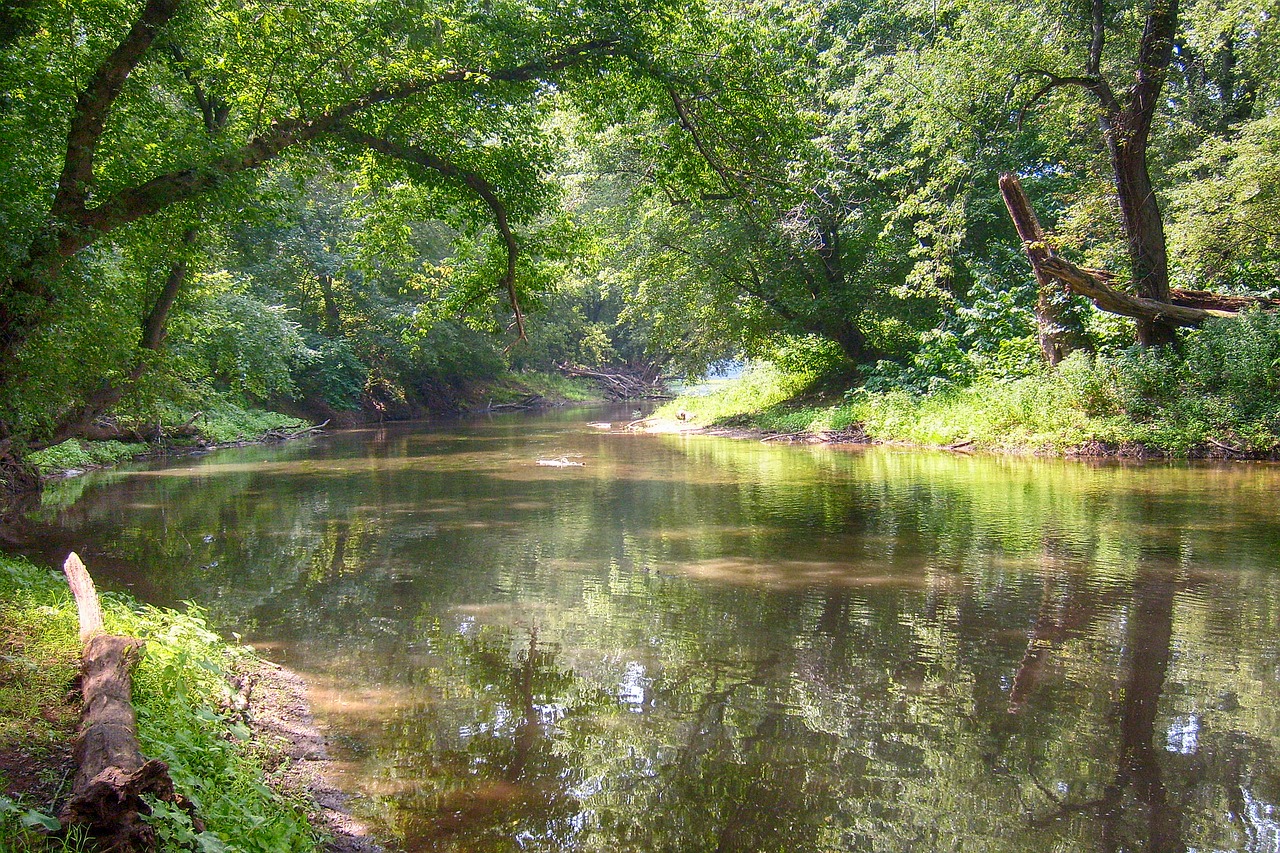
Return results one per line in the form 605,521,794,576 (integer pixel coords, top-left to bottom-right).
480,371,602,405
660,338,1280,457
655,363,817,426
27,397,310,477
0,554,323,852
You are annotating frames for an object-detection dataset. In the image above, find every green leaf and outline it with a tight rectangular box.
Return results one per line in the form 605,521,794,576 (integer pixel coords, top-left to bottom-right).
21,809,62,831
196,831,229,853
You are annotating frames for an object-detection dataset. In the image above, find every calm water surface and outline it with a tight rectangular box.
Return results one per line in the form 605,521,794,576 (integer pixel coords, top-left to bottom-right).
20,408,1280,852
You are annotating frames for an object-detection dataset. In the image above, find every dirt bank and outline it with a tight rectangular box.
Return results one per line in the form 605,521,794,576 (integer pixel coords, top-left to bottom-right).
234,658,385,853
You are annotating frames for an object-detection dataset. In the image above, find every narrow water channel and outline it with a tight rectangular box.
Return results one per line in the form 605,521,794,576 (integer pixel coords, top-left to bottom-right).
18,407,1280,851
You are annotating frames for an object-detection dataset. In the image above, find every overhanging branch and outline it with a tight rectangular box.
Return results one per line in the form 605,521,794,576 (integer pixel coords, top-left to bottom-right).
339,130,525,340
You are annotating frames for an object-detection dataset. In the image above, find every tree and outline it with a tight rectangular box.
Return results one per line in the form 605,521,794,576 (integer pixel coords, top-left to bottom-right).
0,0,706,487
1018,0,1225,345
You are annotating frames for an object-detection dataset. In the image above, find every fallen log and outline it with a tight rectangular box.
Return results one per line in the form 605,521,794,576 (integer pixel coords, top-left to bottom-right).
59,552,187,852
999,173,1274,330
262,419,329,442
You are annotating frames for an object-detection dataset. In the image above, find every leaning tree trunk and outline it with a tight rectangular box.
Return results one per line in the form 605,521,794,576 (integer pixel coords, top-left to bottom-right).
999,175,1078,364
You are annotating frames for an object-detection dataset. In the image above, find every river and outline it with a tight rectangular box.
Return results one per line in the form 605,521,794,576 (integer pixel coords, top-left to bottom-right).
17,407,1280,851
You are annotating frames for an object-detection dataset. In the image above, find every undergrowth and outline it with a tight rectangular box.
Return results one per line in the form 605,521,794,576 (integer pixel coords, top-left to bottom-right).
663,313,1280,455
28,396,309,476
0,555,322,852
489,371,600,404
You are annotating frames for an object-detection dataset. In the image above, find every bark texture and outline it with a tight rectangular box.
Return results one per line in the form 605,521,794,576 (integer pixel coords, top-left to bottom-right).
998,173,1270,331
59,553,184,852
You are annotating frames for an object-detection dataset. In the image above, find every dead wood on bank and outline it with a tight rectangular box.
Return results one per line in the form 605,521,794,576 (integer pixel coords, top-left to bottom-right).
557,364,669,400
58,552,191,852
999,174,1278,329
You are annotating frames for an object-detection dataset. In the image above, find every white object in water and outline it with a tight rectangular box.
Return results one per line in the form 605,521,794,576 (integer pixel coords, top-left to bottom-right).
536,457,585,468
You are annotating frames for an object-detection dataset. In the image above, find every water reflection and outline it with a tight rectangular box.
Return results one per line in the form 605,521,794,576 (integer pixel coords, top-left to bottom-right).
12,410,1280,851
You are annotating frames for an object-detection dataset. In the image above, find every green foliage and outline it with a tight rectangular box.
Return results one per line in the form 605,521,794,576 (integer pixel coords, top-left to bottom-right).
195,398,309,445
173,276,314,404
0,555,322,853
669,310,1280,454
655,362,818,425
2,0,1278,471
0,796,91,853
27,440,146,475
492,371,599,403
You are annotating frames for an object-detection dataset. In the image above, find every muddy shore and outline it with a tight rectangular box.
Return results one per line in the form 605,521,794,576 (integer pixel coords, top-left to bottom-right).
235,658,385,853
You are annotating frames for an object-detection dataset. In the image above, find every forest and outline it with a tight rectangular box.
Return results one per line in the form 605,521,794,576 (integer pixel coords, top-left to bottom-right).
4,2,1280,848
2,0,1279,490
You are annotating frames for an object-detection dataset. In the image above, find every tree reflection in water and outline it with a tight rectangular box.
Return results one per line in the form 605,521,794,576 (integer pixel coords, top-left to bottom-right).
16,418,1280,851
393,625,593,849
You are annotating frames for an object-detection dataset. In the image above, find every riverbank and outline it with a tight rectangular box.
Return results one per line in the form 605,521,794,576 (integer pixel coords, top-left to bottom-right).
0,554,379,852
652,360,1280,460
24,371,606,483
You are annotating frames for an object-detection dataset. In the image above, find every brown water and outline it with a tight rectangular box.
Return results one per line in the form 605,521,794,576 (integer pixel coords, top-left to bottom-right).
18,407,1280,851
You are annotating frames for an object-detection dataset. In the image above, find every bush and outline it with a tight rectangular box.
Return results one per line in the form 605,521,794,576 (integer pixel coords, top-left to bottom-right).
28,440,147,475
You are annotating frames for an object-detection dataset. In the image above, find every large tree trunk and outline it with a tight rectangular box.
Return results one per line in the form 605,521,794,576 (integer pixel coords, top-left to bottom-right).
1105,114,1178,346
1098,0,1181,345
0,439,41,494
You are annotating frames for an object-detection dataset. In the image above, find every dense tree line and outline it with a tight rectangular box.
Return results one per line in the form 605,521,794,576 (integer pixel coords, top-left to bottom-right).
2,0,1277,488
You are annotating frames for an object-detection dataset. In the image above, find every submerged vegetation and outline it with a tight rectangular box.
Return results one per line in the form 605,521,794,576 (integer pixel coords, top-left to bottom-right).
0,555,321,852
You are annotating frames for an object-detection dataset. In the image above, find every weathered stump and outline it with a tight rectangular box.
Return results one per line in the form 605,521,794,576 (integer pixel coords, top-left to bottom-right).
58,552,182,852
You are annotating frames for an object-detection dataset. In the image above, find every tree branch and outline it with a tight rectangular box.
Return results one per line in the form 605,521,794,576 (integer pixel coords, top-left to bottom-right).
338,131,525,340
54,0,185,217
1129,0,1179,146
1088,0,1106,77
68,38,620,247
1016,69,1115,127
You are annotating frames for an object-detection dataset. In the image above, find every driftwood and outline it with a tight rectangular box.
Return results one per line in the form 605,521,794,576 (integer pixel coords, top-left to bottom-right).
59,553,187,852
557,364,669,401
484,394,545,411
77,414,202,444
999,174,1276,329
262,419,328,442
536,456,585,467
760,431,810,443
1205,436,1243,455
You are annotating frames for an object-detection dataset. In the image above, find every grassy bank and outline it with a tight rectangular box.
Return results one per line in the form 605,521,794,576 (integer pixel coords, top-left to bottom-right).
27,372,604,481
27,398,310,479
473,371,601,407
658,325,1280,457
0,555,322,852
